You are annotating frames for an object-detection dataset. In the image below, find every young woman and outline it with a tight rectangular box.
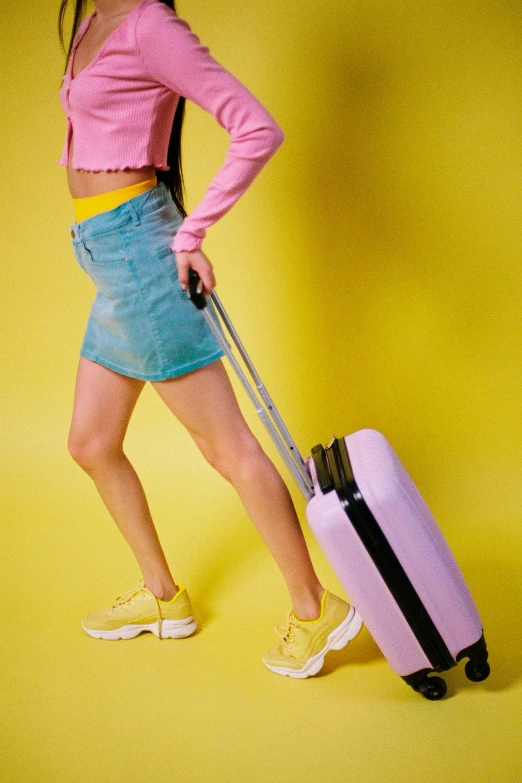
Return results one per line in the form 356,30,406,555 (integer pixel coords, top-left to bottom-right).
58,0,363,678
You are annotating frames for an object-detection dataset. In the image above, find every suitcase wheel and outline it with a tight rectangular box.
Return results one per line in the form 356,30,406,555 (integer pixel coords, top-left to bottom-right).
464,658,491,682
413,675,447,701
457,633,491,683
403,670,448,701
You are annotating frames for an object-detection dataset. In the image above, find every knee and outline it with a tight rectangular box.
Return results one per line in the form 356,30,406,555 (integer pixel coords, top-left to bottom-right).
67,431,121,471
206,435,266,483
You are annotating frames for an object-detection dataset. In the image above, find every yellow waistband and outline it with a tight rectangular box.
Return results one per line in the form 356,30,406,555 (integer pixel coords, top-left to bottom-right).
72,176,158,222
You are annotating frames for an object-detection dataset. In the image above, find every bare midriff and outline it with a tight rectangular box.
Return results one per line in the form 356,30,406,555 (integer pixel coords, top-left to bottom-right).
66,2,157,199
67,133,157,199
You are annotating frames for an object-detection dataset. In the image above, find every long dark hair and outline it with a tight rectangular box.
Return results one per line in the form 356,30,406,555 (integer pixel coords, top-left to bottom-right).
57,0,187,218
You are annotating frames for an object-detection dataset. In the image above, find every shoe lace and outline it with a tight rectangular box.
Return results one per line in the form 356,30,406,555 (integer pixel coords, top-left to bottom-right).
274,610,300,658
111,575,165,640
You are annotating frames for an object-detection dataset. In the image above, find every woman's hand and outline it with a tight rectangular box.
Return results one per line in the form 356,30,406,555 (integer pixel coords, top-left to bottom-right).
174,248,216,296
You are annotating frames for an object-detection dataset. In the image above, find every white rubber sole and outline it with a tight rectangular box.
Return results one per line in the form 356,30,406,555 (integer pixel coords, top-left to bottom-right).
263,605,364,678
81,616,197,640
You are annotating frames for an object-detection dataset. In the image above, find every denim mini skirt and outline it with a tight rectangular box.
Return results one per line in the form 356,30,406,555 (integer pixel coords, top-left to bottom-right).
70,181,226,381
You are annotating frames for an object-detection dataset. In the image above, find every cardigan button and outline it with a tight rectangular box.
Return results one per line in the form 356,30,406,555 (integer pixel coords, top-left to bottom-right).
71,229,75,237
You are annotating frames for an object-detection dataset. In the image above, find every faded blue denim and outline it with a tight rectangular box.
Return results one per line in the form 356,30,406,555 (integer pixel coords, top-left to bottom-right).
70,181,226,381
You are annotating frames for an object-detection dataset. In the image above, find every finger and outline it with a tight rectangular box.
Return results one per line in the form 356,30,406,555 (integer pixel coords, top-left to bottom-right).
202,271,216,294
199,274,216,295
177,265,190,290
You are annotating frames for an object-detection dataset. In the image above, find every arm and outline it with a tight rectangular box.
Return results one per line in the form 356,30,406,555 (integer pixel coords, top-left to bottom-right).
135,3,285,253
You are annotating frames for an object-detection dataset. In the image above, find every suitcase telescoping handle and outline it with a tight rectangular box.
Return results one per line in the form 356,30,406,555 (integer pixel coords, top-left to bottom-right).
187,269,314,501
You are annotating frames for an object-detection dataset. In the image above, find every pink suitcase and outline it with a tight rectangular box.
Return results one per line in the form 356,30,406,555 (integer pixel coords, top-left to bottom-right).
188,271,490,699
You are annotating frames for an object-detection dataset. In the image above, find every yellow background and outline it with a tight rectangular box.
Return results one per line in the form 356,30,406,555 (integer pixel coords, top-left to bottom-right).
1,0,521,781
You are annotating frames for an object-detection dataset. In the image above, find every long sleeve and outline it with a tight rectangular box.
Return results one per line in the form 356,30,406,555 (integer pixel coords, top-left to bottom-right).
135,3,285,253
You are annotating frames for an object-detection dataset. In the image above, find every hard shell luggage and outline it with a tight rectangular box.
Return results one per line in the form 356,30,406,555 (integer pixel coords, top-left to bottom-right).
187,271,490,700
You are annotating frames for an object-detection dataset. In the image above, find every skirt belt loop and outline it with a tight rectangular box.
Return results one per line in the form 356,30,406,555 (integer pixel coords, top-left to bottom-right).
127,199,141,226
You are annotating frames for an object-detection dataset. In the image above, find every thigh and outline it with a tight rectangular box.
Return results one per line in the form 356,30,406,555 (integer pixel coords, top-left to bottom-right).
150,358,260,464
68,356,146,449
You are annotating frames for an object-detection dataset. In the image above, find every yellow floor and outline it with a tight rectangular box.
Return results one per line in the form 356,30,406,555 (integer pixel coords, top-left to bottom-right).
2,409,520,783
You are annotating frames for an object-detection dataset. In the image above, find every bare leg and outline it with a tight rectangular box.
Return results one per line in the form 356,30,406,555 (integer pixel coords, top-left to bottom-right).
151,358,326,620
67,357,178,600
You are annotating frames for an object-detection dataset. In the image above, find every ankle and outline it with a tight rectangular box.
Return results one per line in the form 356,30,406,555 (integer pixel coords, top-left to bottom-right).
291,584,326,621
144,581,179,601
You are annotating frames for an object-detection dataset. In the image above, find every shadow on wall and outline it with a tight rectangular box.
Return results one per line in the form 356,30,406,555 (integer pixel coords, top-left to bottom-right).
450,548,520,695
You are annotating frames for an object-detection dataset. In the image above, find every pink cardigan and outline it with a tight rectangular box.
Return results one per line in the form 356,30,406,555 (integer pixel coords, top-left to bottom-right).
58,0,285,253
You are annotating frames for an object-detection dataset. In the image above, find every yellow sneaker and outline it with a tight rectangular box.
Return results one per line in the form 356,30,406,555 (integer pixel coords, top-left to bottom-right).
81,576,197,640
263,588,363,678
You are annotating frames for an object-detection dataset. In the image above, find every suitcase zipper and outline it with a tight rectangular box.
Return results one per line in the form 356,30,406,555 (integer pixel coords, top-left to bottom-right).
324,437,455,673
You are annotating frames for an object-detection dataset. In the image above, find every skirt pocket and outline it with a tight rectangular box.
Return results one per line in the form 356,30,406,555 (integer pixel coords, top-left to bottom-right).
81,229,133,300
83,228,129,266
156,244,191,301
